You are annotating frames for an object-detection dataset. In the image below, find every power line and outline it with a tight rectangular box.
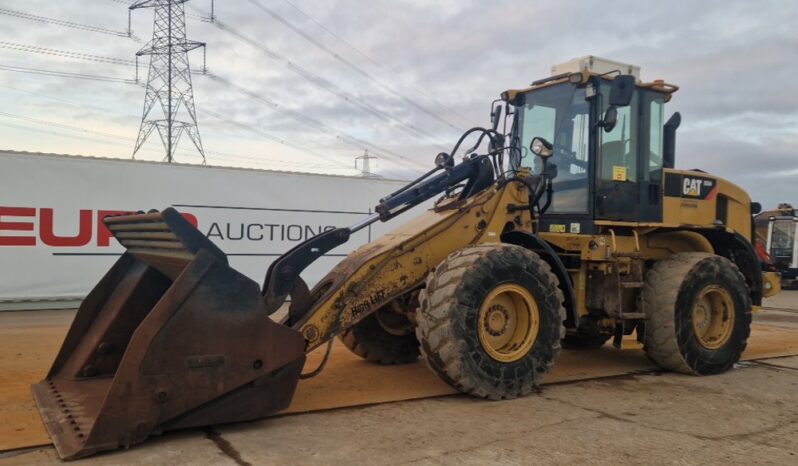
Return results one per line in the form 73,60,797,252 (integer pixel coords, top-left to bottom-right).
203,72,429,171
201,16,448,147
279,0,469,126
202,109,406,178
0,109,353,171
0,6,140,41
0,111,131,141
202,108,362,171
199,147,359,172
247,0,462,132
110,0,209,21
0,41,136,66
0,81,349,170
0,3,425,175
0,83,359,173
0,63,420,173
0,119,146,152
0,64,136,84
0,83,138,119
0,121,203,163
0,114,182,161
0,118,221,165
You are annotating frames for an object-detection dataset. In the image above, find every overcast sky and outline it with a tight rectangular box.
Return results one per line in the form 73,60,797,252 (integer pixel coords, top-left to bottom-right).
0,0,795,207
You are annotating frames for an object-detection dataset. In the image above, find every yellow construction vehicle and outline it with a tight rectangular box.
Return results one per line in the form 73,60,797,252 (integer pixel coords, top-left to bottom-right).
33,57,780,459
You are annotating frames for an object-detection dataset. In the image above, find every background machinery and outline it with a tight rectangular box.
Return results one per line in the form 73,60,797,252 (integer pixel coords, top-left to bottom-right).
33,57,779,459
756,204,798,289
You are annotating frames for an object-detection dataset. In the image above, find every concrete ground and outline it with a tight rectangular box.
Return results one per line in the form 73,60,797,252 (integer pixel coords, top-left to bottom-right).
4,291,798,466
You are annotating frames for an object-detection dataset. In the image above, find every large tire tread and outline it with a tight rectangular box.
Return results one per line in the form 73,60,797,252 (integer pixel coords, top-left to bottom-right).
416,244,566,400
339,310,420,365
642,252,752,375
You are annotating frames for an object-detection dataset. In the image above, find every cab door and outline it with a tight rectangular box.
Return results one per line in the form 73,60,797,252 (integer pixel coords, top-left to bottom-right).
638,92,666,222
595,89,640,221
595,87,664,222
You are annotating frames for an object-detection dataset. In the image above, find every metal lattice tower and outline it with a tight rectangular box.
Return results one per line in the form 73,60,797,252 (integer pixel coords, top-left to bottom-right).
355,149,378,177
130,0,206,163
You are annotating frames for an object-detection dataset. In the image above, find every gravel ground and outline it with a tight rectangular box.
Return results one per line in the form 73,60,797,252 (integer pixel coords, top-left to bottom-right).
4,291,798,466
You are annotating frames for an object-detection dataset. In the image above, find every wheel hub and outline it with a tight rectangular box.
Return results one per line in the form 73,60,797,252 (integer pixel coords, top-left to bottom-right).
694,304,710,330
477,283,540,363
375,308,414,336
692,285,735,350
484,305,510,337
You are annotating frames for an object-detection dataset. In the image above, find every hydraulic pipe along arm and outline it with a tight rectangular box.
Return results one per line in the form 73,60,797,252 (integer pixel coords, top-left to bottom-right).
260,150,497,317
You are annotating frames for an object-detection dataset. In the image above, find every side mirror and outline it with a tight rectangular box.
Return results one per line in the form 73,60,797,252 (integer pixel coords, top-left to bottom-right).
598,106,618,133
490,101,502,130
609,75,635,107
530,137,553,158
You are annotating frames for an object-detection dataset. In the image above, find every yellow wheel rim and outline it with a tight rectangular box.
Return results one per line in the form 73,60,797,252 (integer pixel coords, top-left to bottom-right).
477,283,539,363
692,285,735,350
375,308,414,336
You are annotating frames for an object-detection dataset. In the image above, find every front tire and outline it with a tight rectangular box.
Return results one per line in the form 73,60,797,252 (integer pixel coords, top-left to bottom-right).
641,253,752,375
416,244,565,400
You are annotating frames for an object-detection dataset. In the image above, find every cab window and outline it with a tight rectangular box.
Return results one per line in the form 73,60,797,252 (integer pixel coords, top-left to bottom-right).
518,84,590,213
646,93,665,182
599,84,638,183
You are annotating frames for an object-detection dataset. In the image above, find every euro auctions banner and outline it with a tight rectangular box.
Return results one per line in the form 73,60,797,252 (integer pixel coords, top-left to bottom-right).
0,151,408,308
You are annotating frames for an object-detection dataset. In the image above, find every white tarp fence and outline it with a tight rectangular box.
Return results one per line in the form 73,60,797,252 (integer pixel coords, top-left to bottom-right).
0,151,409,309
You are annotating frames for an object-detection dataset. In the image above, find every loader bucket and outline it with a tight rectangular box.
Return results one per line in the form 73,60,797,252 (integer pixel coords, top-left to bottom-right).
31,208,307,460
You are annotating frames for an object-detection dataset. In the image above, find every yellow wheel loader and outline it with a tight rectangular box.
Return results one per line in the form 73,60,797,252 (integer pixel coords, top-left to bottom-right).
33,58,781,459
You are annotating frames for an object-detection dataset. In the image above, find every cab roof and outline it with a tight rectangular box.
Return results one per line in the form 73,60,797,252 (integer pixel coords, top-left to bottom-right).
501,71,679,104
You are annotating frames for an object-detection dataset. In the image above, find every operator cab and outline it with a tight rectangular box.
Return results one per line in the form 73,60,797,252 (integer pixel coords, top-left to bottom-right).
505,56,679,234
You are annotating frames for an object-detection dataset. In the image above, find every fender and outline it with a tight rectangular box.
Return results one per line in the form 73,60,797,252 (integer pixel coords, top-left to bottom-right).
728,231,764,306
698,230,764,306
501,230,578,328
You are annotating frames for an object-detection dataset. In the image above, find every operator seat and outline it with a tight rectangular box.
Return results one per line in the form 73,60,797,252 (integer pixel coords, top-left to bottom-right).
600,140,628,180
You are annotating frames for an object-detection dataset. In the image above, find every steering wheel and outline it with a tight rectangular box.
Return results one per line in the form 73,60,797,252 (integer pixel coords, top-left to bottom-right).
554,145,587,170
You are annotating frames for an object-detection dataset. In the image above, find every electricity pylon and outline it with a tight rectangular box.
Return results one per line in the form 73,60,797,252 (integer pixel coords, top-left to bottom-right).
130,0,206,163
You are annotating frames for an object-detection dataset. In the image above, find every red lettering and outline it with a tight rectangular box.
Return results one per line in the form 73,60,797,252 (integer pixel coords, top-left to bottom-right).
96,210,133,247
40,208,92,247
0,207,36,246
1,208,199,248
181,212,198,228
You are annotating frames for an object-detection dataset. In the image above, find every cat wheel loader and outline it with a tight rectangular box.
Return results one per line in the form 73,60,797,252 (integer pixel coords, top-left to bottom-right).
33,57,781,459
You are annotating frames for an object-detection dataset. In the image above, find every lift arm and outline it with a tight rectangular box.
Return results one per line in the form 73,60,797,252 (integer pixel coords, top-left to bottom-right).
261,154,496,321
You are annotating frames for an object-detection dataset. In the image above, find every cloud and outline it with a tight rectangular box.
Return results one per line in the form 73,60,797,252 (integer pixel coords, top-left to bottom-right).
0,0,795,205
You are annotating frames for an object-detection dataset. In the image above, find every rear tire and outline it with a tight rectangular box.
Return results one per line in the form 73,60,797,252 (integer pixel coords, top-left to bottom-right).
339,297,420,365
416,244,565,400
641,253,752,375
